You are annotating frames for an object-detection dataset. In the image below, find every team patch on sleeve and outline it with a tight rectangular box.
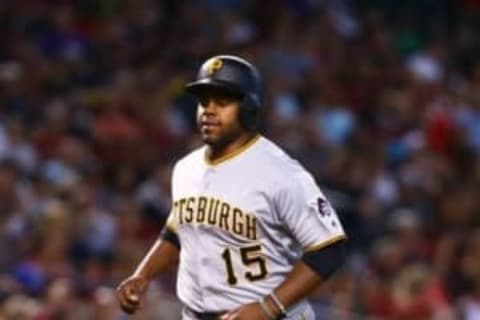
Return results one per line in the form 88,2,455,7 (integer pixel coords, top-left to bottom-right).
316,198,334,217
290,195,346,252
313,197,343,230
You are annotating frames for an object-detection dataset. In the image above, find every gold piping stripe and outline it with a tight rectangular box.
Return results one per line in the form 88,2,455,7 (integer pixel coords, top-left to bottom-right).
303,234,347,253
166,219,177,234
204,134,261,166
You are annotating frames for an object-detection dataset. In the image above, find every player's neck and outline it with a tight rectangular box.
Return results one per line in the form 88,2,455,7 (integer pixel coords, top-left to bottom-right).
206,132,257,162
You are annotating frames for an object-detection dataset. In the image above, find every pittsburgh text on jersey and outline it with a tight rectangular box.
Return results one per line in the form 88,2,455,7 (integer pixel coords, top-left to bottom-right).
172,196,258,240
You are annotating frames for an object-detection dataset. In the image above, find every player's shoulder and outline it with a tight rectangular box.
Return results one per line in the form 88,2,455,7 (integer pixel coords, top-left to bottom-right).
257,138,323,200
256,137,300,168
172,144,206,173
255,136,311,179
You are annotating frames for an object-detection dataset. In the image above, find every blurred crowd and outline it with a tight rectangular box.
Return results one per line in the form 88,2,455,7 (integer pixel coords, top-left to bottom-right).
0,0,480,319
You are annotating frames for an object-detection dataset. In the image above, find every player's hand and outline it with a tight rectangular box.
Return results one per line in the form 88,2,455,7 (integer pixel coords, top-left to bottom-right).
116,275,149,314
220,302,271,320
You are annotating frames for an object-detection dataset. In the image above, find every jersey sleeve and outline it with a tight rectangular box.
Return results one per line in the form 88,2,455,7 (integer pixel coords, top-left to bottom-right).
159,163,180,246
165,212,178,233
275,170,346,253
159,213,180,248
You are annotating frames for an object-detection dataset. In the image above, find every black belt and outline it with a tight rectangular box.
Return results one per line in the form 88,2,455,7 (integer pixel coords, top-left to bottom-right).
185,306,225,320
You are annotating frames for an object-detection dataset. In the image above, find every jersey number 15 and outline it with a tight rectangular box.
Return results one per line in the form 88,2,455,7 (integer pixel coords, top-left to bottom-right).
221,244,268,285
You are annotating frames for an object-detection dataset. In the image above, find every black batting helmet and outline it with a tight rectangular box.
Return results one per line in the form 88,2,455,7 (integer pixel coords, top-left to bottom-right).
185,55,263,130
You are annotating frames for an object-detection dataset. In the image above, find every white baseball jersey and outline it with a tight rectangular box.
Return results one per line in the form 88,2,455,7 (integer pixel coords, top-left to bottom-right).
165,134,346,314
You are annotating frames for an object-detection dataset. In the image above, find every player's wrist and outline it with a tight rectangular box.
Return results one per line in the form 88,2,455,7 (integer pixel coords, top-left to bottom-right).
259,294,286,320
267,292,287,317
258,297,276,320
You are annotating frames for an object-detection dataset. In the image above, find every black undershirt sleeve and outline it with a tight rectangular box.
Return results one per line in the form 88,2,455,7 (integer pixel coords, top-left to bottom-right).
301,239,347,279
159,226,181,249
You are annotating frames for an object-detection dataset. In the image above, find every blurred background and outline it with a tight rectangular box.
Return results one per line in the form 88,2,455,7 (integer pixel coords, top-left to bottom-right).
0,0,479,319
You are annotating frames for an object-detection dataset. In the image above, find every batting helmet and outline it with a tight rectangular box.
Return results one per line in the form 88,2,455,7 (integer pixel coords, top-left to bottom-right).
185,55,263,130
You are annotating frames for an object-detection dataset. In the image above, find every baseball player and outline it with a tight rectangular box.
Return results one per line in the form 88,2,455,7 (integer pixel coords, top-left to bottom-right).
116,55,347,320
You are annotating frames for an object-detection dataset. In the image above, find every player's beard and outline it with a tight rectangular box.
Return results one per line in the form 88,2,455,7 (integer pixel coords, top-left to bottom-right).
200,124,244,150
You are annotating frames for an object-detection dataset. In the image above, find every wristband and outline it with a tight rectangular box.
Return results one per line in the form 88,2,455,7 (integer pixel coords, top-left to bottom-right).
269,292,287,316
259,297,275,320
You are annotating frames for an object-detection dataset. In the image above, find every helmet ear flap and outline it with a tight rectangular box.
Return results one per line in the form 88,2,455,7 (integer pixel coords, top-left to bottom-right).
238,94,259,130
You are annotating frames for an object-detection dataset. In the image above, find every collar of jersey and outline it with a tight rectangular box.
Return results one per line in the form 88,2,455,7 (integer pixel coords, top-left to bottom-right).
204,134,261,166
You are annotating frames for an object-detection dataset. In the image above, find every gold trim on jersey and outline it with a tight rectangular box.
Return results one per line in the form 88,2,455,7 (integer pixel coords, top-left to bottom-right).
204,134,261,166
303,234,347,253
166,215,178,233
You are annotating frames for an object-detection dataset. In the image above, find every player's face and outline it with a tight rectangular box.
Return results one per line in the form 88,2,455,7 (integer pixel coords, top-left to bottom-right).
196,89,245,147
